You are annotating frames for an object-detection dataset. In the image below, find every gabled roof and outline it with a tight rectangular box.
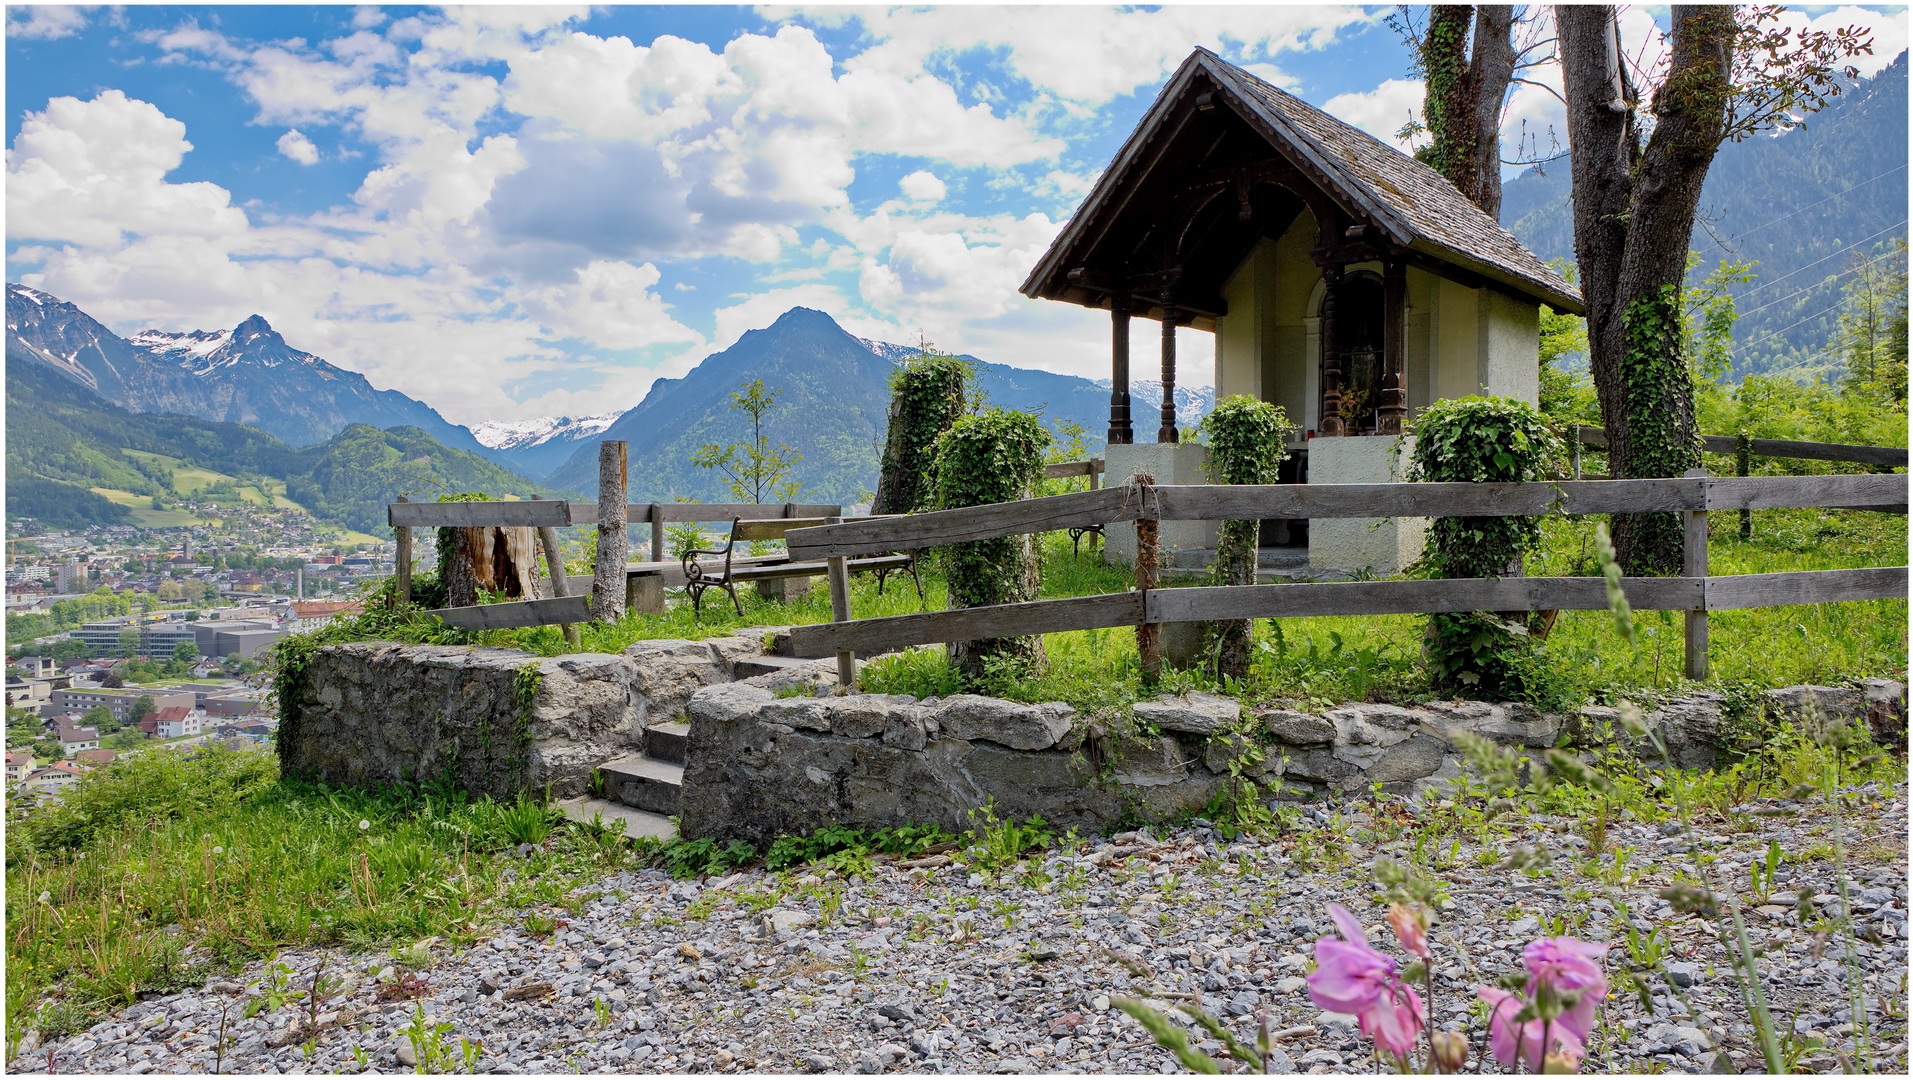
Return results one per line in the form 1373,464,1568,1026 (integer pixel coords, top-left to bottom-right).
1024,49,1582,315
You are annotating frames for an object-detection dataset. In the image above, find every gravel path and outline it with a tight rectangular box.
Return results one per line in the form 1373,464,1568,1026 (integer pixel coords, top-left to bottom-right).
16,786,1908,1075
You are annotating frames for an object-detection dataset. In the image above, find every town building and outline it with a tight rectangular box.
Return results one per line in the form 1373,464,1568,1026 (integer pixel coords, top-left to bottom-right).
49,687,195,725
154,710,202,739
23,761,83,793
5,751,33,785
56,722,100,755
1022,49,1580,575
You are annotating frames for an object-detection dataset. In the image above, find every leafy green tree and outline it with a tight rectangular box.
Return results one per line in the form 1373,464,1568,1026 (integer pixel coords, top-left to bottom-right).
691,380,806,505
933,410,1051,686
128,696,157,727
172,641,200,668
82,704,117,735
873,350,972,514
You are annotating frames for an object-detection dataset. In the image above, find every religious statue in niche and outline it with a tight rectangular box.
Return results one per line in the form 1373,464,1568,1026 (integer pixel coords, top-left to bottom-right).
1333,272,1386,435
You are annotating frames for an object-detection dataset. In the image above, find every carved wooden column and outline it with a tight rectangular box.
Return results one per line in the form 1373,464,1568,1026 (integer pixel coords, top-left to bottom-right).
1157,298,1180,444
1108,296,1134,445
1318,267,1344,437
1378,260,1408,435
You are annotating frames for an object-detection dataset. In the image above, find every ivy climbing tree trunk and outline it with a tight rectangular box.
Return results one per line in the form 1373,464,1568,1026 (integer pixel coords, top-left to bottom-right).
1419,5,1516,218
1559,5,1731,573
873,353,970,515
932,411,1050,688
1197,396,1289,682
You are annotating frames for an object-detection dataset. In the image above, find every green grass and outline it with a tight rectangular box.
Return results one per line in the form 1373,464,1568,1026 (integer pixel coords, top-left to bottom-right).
87,487,216,528
4,747,632,1045
357,505,1902,712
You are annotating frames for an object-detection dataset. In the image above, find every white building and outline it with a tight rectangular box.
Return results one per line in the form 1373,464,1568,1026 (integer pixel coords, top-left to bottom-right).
1022,49,1581,576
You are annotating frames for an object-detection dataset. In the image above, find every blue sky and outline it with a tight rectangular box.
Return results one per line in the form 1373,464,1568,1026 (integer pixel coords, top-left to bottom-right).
7,4,1906,425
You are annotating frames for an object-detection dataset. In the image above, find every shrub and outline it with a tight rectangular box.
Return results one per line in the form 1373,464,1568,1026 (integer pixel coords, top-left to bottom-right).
1196,395,1291,679
7,745,278,857
1407,396,1565,697
932,409,1051,686
873,350,972,514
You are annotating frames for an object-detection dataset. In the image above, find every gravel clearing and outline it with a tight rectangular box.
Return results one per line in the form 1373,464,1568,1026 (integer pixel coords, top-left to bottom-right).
17,786,1908,1075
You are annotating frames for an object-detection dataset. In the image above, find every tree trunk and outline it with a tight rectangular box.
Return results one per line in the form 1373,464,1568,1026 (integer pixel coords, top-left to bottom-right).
1420,5,1516,218
1560,5,1730,573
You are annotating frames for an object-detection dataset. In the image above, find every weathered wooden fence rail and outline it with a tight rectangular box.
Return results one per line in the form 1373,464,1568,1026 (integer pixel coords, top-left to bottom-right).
786,472,1909,684
1574,424,1908,469
783,473,1908,561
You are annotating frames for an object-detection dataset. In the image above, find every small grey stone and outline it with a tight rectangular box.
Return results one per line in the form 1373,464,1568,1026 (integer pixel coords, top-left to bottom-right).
1258,709,1335,745
1665,962,1702,988
1133,692,1241,735
800,1052,836,1072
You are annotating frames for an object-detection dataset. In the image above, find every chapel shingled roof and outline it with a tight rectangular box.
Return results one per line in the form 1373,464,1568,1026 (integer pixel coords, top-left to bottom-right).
1024,49,1583,315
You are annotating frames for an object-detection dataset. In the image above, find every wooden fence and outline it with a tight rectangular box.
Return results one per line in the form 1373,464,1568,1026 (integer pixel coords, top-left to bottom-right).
784,470,1908,684
386,440,842,635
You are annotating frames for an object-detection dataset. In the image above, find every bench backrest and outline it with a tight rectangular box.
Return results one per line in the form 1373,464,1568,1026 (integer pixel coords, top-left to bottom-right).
731,515,902,543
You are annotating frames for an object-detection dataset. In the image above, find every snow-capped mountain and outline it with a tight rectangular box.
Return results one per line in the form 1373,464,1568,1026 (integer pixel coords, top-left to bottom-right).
471,414,621,450
468,414,622,479
6,285,508,464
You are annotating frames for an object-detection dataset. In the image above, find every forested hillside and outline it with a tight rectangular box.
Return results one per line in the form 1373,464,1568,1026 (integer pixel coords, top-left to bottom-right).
4,357,551,531
1503,50,1907,376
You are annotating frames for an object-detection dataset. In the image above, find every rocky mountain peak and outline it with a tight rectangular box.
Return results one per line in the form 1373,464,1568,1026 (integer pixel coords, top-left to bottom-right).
232,314,280,347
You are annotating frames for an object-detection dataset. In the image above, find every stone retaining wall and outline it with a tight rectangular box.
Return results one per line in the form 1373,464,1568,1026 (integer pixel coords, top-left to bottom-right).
284,637,1904,842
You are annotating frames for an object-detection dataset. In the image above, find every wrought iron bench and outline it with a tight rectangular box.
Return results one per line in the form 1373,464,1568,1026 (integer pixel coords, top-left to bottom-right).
682,517,920,617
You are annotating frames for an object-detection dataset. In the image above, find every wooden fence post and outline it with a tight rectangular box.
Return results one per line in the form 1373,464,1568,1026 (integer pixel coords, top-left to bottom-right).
1737,432,1753,541
825,515,856,693
592,441,629,623
538,525,580,646
1684,467,1710,681
394,496,412,609
1131,471,1160,684
650,504,665,562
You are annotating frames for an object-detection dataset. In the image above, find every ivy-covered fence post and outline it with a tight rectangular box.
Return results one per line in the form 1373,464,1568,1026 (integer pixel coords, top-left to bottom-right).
1408,396,1564,697
873,352,972,515
932,410,1051,687
1196,396,1290,680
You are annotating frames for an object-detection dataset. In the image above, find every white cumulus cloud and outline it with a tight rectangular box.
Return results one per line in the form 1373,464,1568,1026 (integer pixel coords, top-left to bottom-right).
276,129,320,164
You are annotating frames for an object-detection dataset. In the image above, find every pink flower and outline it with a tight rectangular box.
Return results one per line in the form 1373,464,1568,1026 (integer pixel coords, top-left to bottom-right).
1478,986,1588,1073
1387,903,1432,960
1308,904,1425,1059
1522,938,1609,1042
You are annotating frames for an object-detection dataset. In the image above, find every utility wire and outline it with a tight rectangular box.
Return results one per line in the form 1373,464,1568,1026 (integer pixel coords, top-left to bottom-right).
1734,243,1908,319
1694,163,1907,254
1733,220,1908,300
1737,299,1861,355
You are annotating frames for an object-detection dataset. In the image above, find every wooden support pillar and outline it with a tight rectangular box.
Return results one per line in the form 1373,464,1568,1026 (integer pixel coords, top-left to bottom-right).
649,503,665,562
1319,267,1345,436
1157,302,1180,444
1108,297,1135,445
825,515,856,693
537,525,581,646
592,441,629,623
393,496,412,608
1377,260,1407,435
1683,467,1710,681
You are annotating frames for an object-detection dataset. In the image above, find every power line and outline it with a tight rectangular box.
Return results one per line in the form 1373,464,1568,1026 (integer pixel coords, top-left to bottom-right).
1734,242,1908,319
1737,298,1859,356
1694,163,1907,255
1733,220,1908,300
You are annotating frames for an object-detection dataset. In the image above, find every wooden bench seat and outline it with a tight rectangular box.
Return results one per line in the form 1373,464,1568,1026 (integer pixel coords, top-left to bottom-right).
683,517,919,616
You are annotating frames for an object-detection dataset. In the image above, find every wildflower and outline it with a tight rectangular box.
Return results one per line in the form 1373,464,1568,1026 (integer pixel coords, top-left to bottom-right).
37,891,50,903
1387,902,1431,960
1479,985,1582,1072
1430,1029,1469,1072
1307,904,1425,1058
359,820,371,831
1522,937,1609,1043
212,846,224,855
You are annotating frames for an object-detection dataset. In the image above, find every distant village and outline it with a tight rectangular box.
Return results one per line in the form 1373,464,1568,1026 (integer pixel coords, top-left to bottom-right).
4,520,399,800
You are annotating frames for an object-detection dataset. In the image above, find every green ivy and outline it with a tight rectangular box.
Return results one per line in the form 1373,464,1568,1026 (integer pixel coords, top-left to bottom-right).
1195,396,1291,680
1615,286,1705,573
932,409,1051,686
873,350,973,514
1408,396,1565,698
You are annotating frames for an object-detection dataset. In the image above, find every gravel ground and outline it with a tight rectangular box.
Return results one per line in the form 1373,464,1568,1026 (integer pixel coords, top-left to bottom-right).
15,785,1908,1076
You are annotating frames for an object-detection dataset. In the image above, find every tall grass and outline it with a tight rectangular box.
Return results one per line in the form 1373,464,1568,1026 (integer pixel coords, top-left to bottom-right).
4,748,624,1046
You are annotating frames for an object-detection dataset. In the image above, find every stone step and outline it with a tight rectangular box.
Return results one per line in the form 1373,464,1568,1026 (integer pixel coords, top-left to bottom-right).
599,754,684,816
644,721,689,764
732,653,819,679
555,796,677,842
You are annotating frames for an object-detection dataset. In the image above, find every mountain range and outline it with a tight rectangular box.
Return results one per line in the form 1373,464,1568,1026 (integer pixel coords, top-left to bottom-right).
1503,50,1907,375
538,307,1209,502
6,284,510,465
